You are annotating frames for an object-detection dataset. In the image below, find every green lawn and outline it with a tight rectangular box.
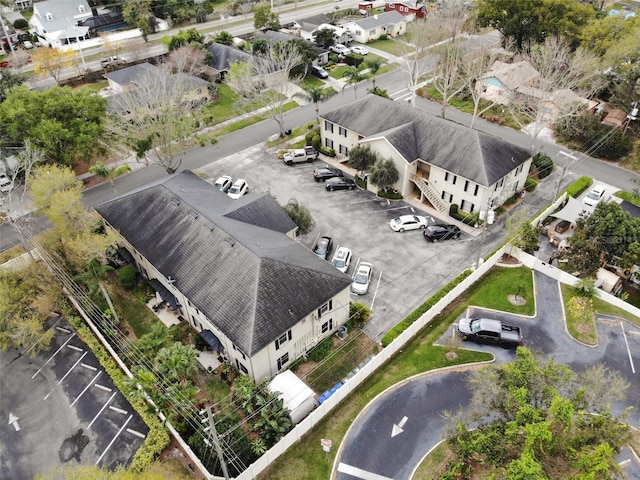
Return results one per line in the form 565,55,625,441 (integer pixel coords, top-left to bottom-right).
466,266,535,316
614,190,640,207
367,37,411,57
300,75,325,89
200,83,240,125
109,287,160,338
73,80,109,94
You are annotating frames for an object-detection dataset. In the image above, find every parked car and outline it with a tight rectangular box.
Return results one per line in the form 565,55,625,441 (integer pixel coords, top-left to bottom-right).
331,246,352,273
325,177,356,191
423,223,461,242
313,236,333,260
100,56,125,68
227,179,248,199
213,175,232,193
310,65,329,79
351,261,373,295
457,317,523,349
389,215,429,232
330,44,350,55
583,185,605,207
314,167,344,182
22,41,34,50
0,175,12,193
350,46,368,55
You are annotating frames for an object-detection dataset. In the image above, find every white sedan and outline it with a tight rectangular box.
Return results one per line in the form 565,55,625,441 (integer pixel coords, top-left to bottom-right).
227,179,248,199
350,46,368,55
389,215,429,232
351,262,373,295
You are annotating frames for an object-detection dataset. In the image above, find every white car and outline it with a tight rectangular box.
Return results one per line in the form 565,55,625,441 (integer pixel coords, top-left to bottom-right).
0,175,12,193
583,185,605,207
331,246,352,273
389,215,429,232
330,44,350,55
351,262,373,295
350,46,368,55
214,175,232,193
227,179,248,199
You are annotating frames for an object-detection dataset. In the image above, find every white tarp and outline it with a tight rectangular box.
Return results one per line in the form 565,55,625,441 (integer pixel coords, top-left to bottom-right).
553,197,591,224
268,370,315,424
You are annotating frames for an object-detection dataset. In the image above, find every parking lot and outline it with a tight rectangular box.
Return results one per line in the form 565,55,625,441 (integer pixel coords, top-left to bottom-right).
197,144,501,340
0,314,148,479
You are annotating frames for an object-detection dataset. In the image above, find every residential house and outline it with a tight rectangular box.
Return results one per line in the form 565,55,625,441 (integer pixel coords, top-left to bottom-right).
478,60,540,106
29,0,92,48
312,23,352,46
255,30,329,65
601,108,628,129
319,95,532,214
342,11,407,44
14,0,32,10
95,171,352,382
384,0,426,19
535,88,598,122
205,42,252,82
289,13,333,43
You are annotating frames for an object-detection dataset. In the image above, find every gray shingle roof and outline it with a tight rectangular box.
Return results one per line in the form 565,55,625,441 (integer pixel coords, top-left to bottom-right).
354,11,404,30
206,43,252,72
94,171,351,356
31,0,91,32
103,62,157,86
320,95,531,186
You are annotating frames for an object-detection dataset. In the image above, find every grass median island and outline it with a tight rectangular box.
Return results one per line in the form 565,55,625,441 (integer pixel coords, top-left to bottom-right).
465,266,535,316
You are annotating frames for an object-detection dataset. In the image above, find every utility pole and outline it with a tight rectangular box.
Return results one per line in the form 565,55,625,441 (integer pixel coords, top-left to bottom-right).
553,150,579,200
0,13,17,62
201,403,230,480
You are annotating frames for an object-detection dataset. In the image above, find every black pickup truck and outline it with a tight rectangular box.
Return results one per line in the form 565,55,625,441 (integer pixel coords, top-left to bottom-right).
457,317,523,349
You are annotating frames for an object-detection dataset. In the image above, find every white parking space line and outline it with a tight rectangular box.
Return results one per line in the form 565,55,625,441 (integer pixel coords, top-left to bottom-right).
70,371,102,408
81,363,97,371
126,428,147,439
32,333,77,379
109,405,128,415
620,321,636,374
88,391,117,430
94,384,112,392
67,344,83,352
43,351,88,400
95,414,133,466
337,462,394,480
370,271,383,312
55,326,71,334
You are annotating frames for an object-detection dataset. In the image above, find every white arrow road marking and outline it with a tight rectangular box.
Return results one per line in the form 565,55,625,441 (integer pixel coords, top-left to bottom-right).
8,413,20,431
391,416,408,437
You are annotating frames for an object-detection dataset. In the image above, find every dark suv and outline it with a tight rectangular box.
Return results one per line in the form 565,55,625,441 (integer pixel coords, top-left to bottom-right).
423,224,461,242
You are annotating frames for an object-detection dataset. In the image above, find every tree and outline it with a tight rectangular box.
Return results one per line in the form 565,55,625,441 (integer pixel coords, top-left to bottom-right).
294,86,336,125
166,28,204,51
155,341,199,387
283,199,315,236
106,63,209,174
12,141,45,203
508,36,601,149
226,42,303,137
215,31,234,45
30,47,76,84
347,144,378,174
474,0,594,51
511,221,539,254
166,44,207,77
341,65,367,98
446,347,631,479
432,42,465,118
0,69,26,102
348,302,372,329
364,57,384,90
8,49,30,72
369,158,399,190
0,86,106,166
313,27,336,49
123,0,155,42
253,4,280,31
89,161,131,192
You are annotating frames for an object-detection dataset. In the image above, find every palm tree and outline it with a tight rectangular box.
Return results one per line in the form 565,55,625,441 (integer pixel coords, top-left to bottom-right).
155,342,199,386
294,86,337,125
137,322,174,359
341,65,366,98
74,257,114,298
365,58,384,89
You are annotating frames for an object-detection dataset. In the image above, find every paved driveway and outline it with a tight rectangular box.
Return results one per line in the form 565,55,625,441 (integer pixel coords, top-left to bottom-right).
335,270,640,479
195,144,562,340
0,314,148,479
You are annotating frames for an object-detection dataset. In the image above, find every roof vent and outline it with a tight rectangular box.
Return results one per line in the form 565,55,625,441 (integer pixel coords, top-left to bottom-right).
169,200,180,209
224,237,235,247
188,212,199,221
46,12,53,20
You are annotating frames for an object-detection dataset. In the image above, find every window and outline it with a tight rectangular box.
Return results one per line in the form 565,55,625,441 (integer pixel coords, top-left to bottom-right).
445,172,449,182
324,120,334,133
277,353,289,370
474,185,479,196
339,145,349,155
464,180,469,192
325,138,334,149
275,330,292,350
317,300,333,317
338,126,347,137
236,359,248,374
321,319,333,334
441,191,453,203
452,175,457,185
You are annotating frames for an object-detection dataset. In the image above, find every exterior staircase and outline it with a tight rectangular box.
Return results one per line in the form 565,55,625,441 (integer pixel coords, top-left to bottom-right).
411,175,448,212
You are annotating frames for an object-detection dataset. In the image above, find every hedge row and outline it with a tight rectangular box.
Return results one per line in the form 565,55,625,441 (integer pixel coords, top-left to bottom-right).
566,176,593,198
381,269,473,347
61,304,170,472
449,204,480,226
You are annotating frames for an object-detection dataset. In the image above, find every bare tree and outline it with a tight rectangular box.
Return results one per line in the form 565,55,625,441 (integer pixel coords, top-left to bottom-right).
14,141,46,203
461,45,504,128
106,63,210,174
226,42,303,137
8,50,31,72
432,41,465,118
508,36,601,149
166,45,207,77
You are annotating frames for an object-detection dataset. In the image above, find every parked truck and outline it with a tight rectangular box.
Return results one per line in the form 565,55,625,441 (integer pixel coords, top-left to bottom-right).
100,56,125,68
457,317,523,348
283,146,318,165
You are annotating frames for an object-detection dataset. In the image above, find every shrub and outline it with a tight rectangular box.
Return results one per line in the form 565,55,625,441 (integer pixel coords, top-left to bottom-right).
381,269,473,346
311,134,321,151
531,152,553,179
113,165,132,177
307,336,332,362
494,206,506,217
118,265,138,290
14,19,28,29
504,195,518,205
450,204,480,226
377,189,402,200
305,128,320,145
379,34,388,40
319,146,336,157
524,177,538,192
566,176,592,198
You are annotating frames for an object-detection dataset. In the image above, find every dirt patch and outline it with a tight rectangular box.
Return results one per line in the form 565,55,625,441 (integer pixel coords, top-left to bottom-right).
156,436,206,480
508,294,526,306
499,254,521,265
